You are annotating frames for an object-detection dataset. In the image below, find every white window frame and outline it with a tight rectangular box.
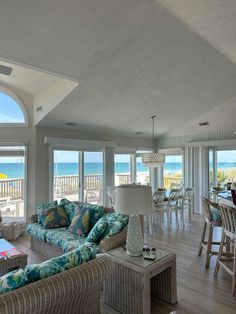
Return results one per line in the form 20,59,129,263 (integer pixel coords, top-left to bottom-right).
0,87,29,127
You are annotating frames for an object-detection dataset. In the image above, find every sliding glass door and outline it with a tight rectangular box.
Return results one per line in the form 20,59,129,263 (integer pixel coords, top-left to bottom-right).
84,152,103,204
163,154,183,189
53,150,80,201
0,146,26,219
53,149,103,204
114,154,132,186
209,148,236,188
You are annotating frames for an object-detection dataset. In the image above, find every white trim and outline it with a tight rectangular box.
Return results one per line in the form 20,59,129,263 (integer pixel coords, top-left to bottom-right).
186,139,236,148
44,137,115,150
0,86,29,127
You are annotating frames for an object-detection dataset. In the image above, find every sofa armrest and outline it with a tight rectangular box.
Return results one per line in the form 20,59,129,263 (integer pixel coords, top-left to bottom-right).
99,226,127,253
29,214,38,223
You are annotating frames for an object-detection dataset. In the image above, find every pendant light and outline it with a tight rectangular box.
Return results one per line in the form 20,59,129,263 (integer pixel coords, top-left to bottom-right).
141,115,165,167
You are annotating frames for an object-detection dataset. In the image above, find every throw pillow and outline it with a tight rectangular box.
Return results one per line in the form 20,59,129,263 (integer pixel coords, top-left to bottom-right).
59,199,77,221
68,206,91,236
0,269,28,295
68,203,105,236
40,206,70,229
87,217,108,243
103,213,129,239
25,243,98,283
36,201,58,224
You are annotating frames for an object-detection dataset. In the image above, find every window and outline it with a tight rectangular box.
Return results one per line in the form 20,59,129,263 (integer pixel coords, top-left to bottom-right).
136,152,150,185
114,154,132,186
0,146,26,219
163,154,183,189
52,149,104,205
209,148,236,188
0,90,28,126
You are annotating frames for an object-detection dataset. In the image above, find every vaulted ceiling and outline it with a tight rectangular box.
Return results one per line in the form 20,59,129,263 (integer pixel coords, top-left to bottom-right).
0,0,236,137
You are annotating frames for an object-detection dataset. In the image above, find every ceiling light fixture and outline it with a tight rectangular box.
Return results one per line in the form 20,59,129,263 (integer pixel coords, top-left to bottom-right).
141,115,165,168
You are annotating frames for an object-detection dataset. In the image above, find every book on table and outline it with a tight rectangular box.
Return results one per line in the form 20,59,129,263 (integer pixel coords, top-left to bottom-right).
0,238,24,259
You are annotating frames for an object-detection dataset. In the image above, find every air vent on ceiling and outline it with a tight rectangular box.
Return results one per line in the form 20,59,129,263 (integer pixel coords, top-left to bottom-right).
36,106,43,112
66,122,77,127
0,65,13,76
199,121,209,126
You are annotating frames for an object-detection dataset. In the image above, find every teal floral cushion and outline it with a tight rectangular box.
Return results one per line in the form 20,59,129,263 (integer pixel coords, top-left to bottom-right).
26,223,49,241
62,238,89,253
36,201,58,224
87,217,108,243
0,269,27,295
45,228,80,249
103,213,128,239
25,243,97,283
59,199,77,221
40,206,70,229
210,208,222,222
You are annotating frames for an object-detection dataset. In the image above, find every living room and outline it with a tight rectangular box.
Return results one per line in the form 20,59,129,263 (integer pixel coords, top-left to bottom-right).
0,1,236,313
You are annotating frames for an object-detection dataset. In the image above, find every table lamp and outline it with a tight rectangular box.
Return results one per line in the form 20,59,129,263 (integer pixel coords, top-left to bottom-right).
115,184,154,256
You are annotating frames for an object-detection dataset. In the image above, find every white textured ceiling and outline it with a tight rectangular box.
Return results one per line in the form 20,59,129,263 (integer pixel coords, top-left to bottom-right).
0,60,60,95
0,0,236,137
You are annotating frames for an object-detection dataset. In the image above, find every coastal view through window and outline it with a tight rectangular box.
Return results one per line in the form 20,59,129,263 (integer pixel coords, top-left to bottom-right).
209,149,236,188
0,146,25,218
163,155,183,189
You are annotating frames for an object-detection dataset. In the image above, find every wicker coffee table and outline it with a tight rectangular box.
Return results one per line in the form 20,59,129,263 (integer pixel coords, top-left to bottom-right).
104,246,177,314
0,239,27,276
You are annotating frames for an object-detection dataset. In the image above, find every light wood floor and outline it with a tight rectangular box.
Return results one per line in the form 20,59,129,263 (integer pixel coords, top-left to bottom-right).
13,215,235,314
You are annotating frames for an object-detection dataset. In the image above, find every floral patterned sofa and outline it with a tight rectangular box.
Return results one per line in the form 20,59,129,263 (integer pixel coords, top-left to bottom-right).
0,243,113,314
27,201,128,259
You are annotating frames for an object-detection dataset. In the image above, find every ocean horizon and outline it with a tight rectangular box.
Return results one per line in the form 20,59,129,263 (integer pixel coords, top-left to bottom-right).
0,162,235,179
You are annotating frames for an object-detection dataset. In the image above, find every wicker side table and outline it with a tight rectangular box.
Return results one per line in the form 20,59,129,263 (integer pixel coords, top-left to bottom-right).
0,255,28,276
104,246,177,314
0,239,28,276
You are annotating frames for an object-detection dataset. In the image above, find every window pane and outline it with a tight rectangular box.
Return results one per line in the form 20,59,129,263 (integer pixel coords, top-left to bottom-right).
163,155,183,189
136,156,150,185
53,150,79,201
0,148,25,218
84,152,103,205
114,154,131,186
216,150,236,187
0,92,25,123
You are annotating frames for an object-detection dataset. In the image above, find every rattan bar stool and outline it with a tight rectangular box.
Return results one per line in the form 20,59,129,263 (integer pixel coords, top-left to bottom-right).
214,203,236,298
198,197,222,268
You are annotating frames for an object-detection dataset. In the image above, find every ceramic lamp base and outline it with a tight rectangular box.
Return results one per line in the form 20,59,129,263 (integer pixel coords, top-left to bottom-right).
126,215,143,256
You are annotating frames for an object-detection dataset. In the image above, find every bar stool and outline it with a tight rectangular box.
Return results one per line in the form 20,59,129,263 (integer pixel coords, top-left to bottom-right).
214,203,236,298
198,197,222,268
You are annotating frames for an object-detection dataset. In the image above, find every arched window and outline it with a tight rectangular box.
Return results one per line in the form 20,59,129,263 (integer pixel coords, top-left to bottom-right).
0,88,28,127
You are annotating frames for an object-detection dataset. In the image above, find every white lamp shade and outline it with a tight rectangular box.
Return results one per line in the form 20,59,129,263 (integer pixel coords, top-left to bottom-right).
115,185,154,215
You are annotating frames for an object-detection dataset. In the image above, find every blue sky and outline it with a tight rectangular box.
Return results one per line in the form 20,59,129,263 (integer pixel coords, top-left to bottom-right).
0,92,25,123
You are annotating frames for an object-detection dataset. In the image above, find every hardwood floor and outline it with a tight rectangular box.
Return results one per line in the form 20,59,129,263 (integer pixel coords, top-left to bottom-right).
12,215,235,314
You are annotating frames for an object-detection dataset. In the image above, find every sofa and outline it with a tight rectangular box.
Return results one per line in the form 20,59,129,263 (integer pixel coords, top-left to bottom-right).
0,251,113,314
27,201,128,259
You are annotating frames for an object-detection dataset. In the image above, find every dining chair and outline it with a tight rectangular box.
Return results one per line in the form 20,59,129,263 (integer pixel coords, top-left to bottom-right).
152,190,166,231
166,188,182,228
106,186,116,208
179,187,194,226
198,197,222,268
214,203,236,297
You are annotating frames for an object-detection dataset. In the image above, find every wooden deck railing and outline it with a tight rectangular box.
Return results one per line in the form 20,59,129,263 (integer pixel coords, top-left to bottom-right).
0,178,24,200
163,176,182,189
0,175,182,201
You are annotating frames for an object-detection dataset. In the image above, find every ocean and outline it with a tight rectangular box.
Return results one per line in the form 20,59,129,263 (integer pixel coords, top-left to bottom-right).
0,162,235,178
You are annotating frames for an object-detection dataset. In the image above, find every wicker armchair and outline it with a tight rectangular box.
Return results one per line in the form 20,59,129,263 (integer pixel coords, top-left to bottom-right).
0,255,113,314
